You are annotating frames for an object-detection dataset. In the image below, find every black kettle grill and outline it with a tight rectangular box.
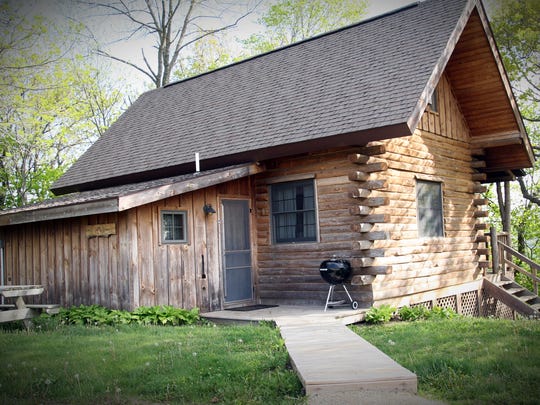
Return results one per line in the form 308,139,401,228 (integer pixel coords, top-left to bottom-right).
319,257,358,311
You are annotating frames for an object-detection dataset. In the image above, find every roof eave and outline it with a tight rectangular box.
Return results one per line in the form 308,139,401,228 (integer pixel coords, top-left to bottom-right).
0,163,264,226
407,0,477,133
0,199,120,227
474,0,535,167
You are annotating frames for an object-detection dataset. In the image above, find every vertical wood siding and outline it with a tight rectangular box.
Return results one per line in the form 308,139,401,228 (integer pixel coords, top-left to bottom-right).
0,179,250,311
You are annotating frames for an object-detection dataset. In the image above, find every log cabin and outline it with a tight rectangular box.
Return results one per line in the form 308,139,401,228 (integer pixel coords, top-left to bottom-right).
0,0,534,313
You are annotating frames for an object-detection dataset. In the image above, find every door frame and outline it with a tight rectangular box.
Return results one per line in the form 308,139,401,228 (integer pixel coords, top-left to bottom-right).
218,197,255,308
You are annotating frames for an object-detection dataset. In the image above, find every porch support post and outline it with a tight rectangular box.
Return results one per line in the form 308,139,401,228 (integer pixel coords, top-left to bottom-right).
490,226,500,275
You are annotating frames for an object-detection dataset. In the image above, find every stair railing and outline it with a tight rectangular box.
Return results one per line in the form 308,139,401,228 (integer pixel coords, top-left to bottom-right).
489,227,540,295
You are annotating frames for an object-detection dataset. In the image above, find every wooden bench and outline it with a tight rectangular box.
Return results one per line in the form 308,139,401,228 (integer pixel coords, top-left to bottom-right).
26,304,61,315
0,303,59,314
0,286,60,326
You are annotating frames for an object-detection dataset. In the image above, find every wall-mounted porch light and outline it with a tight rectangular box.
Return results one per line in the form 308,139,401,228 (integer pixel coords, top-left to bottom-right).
203,203,216,215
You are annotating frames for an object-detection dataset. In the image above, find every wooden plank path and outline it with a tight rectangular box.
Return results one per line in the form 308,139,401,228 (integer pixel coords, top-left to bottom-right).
202,306,424,402
276,318,417,396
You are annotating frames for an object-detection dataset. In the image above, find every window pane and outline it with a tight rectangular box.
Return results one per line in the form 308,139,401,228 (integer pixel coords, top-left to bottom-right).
416,180,444,237
161,211,187,243
271,180,316,243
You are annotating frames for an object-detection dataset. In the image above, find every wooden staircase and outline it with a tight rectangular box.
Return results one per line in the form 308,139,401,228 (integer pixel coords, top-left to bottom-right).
483,228,540,319
483,275,540,319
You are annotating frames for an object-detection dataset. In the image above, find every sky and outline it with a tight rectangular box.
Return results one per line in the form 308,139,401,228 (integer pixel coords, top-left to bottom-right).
15,0,416,90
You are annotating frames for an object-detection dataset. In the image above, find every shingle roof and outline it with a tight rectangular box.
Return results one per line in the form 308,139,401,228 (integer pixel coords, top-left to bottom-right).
52,0,471,195
0,163,261,225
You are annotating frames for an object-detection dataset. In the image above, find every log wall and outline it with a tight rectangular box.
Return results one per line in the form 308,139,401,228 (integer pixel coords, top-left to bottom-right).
365,73,487,307
255,73,486,307
255,150,378,306
0,178,251,311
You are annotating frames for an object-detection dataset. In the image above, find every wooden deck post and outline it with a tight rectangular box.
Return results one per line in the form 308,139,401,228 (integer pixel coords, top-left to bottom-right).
490,226,500,275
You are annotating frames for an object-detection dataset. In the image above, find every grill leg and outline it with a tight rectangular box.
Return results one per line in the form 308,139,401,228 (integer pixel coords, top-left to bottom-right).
342,284,353,303
324,285,335,312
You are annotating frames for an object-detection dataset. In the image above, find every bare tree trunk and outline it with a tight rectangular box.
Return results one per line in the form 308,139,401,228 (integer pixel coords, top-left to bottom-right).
91,0,256,88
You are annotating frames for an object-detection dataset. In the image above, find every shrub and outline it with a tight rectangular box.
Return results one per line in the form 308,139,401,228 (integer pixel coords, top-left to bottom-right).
59,304,200,326
131,305,200,326
425,306,458,320
396,305,458,322
398,305,430,321
365,304,396,324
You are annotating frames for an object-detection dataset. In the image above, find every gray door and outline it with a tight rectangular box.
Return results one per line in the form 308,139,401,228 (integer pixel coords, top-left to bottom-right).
222,199,253,303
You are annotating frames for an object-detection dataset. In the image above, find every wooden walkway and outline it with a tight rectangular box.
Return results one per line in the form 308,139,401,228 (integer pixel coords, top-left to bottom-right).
201,306,418,400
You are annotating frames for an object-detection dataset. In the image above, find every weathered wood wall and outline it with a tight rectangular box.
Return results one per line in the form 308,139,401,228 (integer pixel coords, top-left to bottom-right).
366,73,486,307
0,73,486,311
255,73,485,307
255,150,377,306
0,178,251,311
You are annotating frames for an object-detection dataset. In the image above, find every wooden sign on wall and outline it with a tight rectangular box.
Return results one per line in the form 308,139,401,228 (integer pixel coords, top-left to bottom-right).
86,223,116,238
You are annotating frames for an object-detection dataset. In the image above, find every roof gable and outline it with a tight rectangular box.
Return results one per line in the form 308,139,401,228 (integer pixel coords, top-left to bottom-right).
51,0,531,194
52,0,470,194
444,7,534,180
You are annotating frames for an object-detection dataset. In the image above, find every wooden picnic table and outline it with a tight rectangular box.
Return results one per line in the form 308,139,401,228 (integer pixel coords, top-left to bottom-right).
0,285,60,325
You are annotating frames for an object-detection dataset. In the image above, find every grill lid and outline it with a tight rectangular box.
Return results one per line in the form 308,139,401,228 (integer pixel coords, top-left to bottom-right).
319,258,352,285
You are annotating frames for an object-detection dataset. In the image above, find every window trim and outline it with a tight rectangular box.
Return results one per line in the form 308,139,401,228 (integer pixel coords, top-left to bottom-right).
160,210,189,244
269,178,319,244
416,179,445,238
427,88,439,113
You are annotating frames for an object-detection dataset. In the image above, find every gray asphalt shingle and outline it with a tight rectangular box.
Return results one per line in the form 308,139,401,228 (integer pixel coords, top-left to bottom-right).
52,0,469,194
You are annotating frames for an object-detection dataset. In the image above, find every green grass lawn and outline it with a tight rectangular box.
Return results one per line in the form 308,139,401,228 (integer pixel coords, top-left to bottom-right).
0,321,304,404
352,317,540,404
1,317,539,404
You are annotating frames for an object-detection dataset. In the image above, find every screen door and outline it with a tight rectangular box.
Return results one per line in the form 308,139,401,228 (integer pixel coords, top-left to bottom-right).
221,199,253,303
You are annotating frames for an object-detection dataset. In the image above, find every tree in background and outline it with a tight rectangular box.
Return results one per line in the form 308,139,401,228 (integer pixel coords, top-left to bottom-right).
0,5,125,208
89,0,258,88
173,31,236,80
488,0,539,248
174,0,368,82
243,0,367,54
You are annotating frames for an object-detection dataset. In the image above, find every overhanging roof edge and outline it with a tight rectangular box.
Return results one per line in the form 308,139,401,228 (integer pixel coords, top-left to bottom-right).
475,0,535,166
0,163,264,227
407,0,477,133
117,163,264,211
0,199,120,227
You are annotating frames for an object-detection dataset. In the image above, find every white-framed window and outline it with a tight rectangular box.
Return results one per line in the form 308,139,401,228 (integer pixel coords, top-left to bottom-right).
161,210,188,243
270,179,317,243
428,88,438,113
416,179,444,238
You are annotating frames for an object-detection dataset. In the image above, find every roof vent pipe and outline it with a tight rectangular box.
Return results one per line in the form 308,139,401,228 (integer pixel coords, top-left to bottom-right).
195,152,200,172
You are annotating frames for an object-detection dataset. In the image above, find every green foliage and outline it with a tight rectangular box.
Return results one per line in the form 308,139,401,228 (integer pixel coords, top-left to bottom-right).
173,33,236,81
353,318,540,404
515,271,536,293
368,305,458,323
59,304,200,327
365,304,396,324
130,305,200,326
490,0,539,116
425,306,458,320
244,0,368,54
0,4,125,209
397,305,430,321
0,323,303,404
